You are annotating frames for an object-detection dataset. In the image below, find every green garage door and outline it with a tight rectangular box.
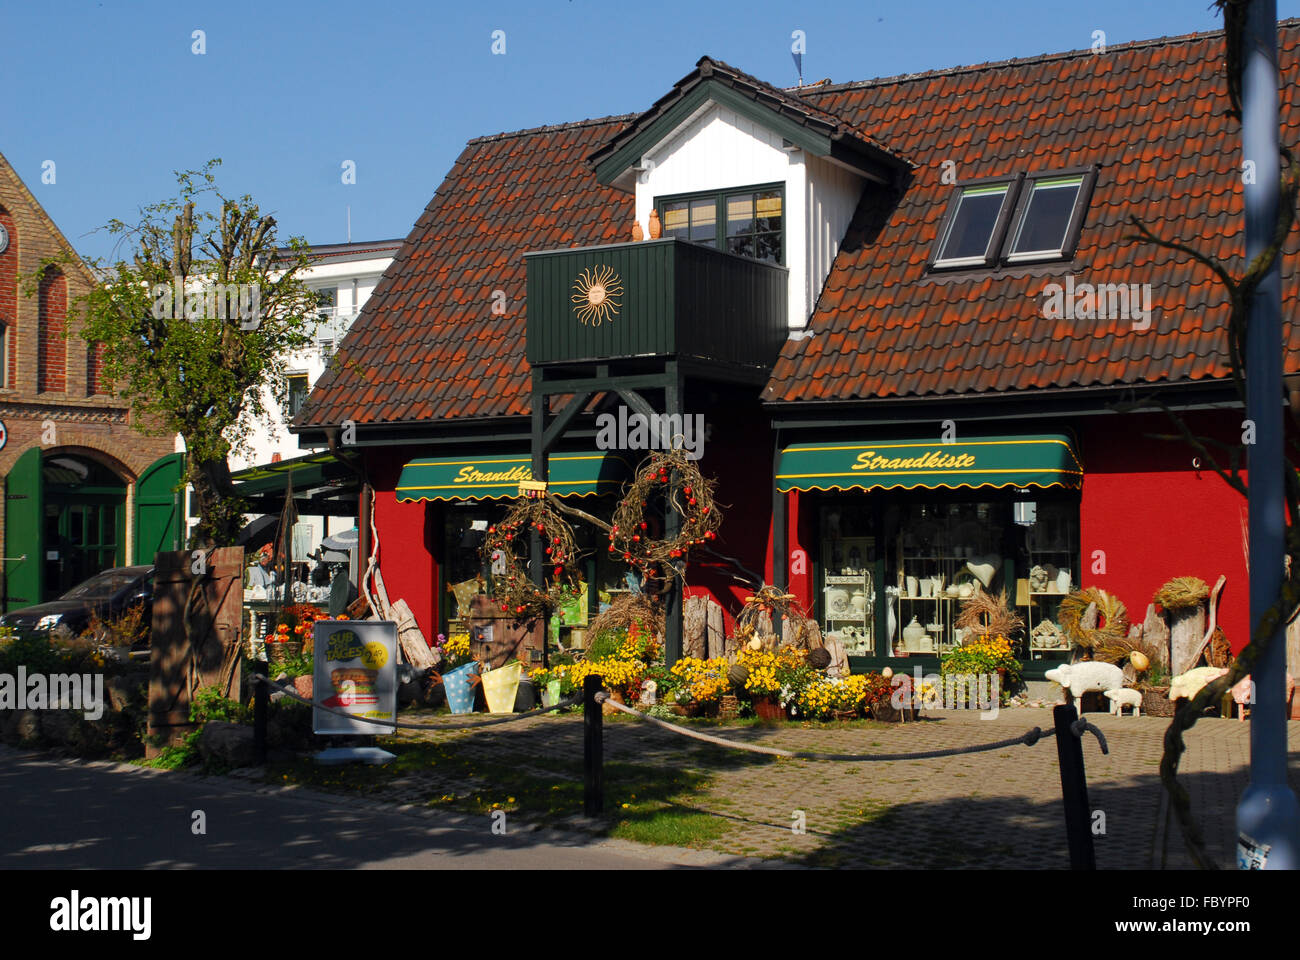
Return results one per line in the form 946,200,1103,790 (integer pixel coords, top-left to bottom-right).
4,447,44,611
134,453,185,564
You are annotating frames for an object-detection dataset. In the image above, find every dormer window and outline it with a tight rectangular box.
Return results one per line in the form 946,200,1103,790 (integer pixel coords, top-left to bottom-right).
1005,174,1090,262
658,184,784,265
930,167,1096,271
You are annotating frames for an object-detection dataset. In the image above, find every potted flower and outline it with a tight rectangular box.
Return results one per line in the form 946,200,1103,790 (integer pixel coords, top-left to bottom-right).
940,633,1021,704
669,657,729,717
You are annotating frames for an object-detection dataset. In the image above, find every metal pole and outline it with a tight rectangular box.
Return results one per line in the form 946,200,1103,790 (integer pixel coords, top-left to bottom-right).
1237,0,1300,870
1052,704,1095,870
583,674,604,818
253,660,268,765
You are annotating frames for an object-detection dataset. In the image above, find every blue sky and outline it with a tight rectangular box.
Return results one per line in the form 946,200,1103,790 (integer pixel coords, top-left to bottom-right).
2,0,1296,261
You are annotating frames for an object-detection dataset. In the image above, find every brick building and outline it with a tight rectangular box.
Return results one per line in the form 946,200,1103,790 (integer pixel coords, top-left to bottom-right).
0,150,179,610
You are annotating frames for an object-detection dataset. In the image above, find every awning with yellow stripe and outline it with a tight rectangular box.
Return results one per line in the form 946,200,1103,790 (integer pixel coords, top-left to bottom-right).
396,451,631,502
776,435,1082,493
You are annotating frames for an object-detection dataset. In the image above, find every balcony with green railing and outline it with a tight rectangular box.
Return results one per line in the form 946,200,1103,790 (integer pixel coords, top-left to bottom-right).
524,238,788,370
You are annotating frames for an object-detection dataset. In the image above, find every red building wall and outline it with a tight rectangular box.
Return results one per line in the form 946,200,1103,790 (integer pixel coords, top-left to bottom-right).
365,447,440,645
682,390,774,635
1078,411,1250,653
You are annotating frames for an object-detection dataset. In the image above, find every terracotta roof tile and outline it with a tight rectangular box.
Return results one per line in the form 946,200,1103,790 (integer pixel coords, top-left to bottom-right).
764,23,1300,404
297,115,636,428
302,24,1300,430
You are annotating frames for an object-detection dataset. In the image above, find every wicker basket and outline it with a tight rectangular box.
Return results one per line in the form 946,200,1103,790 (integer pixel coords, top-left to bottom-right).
1141,685,1175,718
719,694,740,720
268,641,303,664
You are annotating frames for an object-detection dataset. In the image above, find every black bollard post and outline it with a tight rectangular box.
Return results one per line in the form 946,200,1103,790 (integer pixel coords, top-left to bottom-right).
254,659,268,765
583,675,604,818
1053,703,1096,870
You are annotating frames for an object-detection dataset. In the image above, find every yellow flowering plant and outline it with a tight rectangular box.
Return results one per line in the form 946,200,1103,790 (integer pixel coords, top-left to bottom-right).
669,657,730,704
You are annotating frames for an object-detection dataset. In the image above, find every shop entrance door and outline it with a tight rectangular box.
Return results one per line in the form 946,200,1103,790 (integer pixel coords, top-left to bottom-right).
42,454,126,600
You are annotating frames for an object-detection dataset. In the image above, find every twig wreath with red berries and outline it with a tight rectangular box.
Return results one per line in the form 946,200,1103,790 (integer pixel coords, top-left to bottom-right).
480,496,582,622
607,449,723,579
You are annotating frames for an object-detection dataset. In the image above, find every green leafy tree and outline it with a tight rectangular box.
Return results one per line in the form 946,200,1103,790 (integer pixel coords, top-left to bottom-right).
43,160,316,546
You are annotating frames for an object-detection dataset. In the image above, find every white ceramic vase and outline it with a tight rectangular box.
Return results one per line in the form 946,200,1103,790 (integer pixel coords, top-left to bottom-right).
886,594,897,643
1056,569,1072,593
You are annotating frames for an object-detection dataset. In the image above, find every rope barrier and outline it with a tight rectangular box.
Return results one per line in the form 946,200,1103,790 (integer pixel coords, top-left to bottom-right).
593,693,1101,762
250,673,583,730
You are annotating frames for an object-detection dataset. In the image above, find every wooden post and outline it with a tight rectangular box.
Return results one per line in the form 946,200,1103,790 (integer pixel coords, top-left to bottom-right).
1053,703,1096,870
583,674,604,818
253,659,268,765
1169,605,1207,677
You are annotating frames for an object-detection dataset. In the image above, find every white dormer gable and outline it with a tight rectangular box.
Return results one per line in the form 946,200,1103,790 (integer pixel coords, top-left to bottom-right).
629,101,868,332
589,58,905,335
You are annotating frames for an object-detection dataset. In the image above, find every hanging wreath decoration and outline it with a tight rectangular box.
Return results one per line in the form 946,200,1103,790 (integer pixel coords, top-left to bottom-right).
607,449,723,580
1058,586,1129,654
480,496,581,622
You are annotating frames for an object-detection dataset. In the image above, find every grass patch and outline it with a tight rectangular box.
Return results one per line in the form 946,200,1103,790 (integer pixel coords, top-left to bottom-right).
611,808,730,846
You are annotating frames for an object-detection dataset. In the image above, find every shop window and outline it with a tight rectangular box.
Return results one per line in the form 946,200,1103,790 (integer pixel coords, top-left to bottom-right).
819,504,878,657
658,184,784,265
1014,498,1079,660
817,494,1079,661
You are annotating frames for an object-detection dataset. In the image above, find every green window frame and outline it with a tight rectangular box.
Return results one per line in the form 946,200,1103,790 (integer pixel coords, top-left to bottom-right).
657,183,785,265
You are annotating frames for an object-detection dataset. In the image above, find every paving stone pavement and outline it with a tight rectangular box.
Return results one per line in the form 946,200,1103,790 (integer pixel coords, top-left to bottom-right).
261,705,1300,869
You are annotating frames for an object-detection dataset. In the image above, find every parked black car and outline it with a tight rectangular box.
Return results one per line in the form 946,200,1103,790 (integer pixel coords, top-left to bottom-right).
0,565,155,646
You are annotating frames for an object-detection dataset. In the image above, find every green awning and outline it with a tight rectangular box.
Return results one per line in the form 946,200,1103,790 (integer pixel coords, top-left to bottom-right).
230,451,355,498
396,451,631,502
776,435,1082,493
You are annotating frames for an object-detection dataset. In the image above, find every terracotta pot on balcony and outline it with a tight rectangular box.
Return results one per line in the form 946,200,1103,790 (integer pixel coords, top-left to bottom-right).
631,220,644,242
648,209,662,239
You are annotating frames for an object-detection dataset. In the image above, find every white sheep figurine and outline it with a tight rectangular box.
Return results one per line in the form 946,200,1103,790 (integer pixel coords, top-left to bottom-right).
1169,666,1229,703
1045,662,1125,705
1103,687,1142,717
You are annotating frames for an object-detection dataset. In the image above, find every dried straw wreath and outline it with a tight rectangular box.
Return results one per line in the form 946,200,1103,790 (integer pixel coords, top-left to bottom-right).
733,585,815,651
1153,576,1210,612
587,592,665,642
608,449,723,579
955,589,1025,642
1058,586,1129,653
480,495,581,622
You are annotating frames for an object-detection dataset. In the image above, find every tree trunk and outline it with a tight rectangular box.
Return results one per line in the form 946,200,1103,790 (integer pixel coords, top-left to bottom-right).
1170,605,1208,678
188,456,244,547
1142,603,1170,668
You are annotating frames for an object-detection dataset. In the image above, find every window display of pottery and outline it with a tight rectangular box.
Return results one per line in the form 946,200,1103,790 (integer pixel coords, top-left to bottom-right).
902,617,927,645
827,588,850,615
1031,620,1066,649
966,557,998,588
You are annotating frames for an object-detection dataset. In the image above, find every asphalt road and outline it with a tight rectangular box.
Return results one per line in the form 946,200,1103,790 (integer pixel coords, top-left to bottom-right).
0,747,753,870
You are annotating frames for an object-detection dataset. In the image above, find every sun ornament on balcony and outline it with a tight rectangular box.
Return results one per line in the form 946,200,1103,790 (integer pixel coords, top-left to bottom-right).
571,265,623,326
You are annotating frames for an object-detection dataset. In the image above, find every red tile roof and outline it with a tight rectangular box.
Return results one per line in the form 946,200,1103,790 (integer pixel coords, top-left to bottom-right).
764,24,1300,404
300,23,1300,432
297,116,634,428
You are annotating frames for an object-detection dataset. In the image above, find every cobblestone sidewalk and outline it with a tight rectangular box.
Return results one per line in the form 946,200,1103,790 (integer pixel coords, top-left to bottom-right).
259,705,1300,869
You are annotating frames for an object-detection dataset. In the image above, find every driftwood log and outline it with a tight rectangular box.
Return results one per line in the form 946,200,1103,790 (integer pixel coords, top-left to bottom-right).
1184,575,1227,671
391,598,437,670
1169,607,1207,677
683,595,708,660
1142,603,1170,668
